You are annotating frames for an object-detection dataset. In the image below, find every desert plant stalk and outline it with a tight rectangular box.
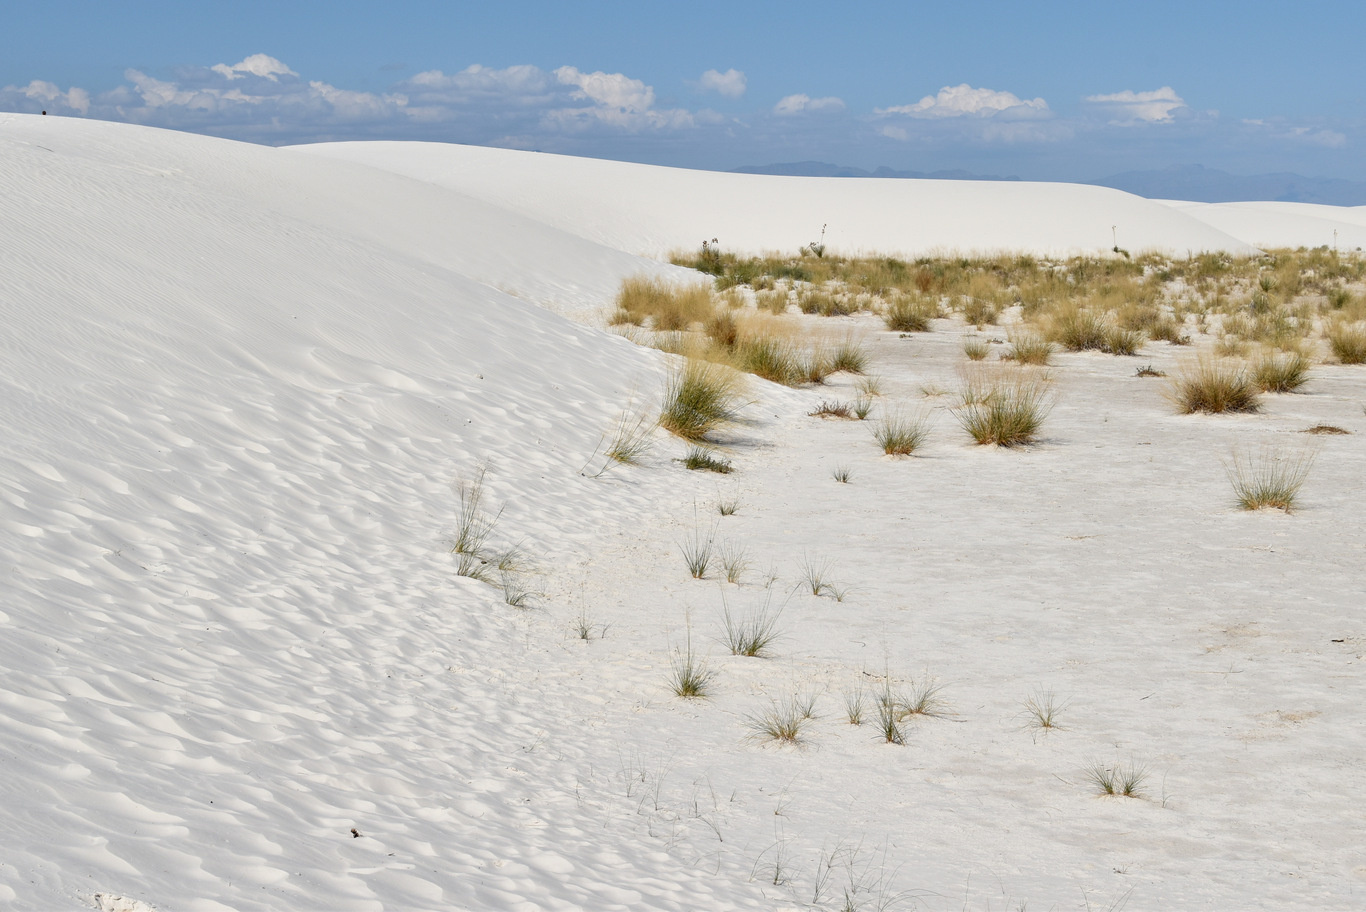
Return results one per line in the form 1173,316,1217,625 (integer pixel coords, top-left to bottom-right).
717,539,751,584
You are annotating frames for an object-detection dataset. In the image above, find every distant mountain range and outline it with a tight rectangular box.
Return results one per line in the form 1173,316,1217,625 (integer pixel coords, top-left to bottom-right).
732,161,1366,206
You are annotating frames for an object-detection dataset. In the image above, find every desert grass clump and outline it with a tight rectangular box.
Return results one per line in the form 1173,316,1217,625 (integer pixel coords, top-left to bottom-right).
683,445,734,474
873,678,906,745
716,494,740,516
720,593,782,657
882,295,938,332
953,372,1054,447
1303,424,1349,435
1086,760,1149,798
1251,349,1311,393
852,397,873,420
962,335,992,361
1225,445,1317,512
1021,689,1066,735
717,539,751,584
810,400,855,419
856,374,883,397
896,675,949,719
1168,358,1260,414
452,465,503,582
843,684,866,725
1003,332,1053,366
735,335,805,386
872,409,932,456
746,696,809,745
798,555,846,598
614,275,715,330
667,628,715,699
679,522,716,578
660,359,745,440
832,464,853,483
829,337,869,374
1326,319,1366,364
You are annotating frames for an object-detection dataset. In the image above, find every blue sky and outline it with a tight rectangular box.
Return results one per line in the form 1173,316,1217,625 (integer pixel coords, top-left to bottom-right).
4,0,1363,181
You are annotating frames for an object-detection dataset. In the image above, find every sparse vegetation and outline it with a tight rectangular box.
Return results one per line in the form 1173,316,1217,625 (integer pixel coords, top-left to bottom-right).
1021,689,1065,735
1004,332,1053,366
1086,760,1149,798
1225,446,1317,512
717,539,751,583
962,335,991,361
452,465,503,583
679,522,716,579
1326,319,1366,364
720,593,783,657
667,627,715,699
683,445,734,474
953,371,1054,446
746,695,810,745
832,464,853,483
612,275,715,330
872,409,932,456
1169,358,1261,414
1251,349,1311,393
660,359,745,441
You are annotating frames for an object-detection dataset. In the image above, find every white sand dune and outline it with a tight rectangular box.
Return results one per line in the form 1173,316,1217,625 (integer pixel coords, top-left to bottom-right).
4,113,1366,911
293,141,1262,259
1158,199,1366,252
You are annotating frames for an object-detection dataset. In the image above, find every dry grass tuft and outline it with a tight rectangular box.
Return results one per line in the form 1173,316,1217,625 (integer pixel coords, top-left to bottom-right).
1086,760,1149,798
1251,349,1311,393
1303,424,1349,435
1003,332,1053,365
1326,319,1366,364
660,359,745,440
613,275,715,330
1225,446,1317,512
872,409,933,456
1169,358,1261,414
953,371,1055,446
962,335,992,361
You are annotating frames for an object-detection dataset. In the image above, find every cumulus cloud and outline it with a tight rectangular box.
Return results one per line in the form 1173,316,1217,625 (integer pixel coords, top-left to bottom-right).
0,55,710,142
210,54,297,81
1083,87,1186,124
2,79,90,114
698,68,746,97
773,93,845,116
877,84,1049,119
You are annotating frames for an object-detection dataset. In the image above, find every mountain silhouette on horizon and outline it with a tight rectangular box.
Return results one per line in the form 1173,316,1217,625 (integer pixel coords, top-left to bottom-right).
732,161,1366,206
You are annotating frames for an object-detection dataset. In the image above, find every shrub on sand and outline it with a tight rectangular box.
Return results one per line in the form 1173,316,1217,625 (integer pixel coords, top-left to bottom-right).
660,359,745,440
1168,358,1260,414
829,337,868,374
667,629,715,699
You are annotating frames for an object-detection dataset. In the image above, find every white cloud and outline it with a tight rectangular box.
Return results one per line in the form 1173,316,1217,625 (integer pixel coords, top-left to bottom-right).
1083,87,1186,124
773,93,845,116
210,54,297,82
698,68,746,98
878,84,1049,119
4,79,90,114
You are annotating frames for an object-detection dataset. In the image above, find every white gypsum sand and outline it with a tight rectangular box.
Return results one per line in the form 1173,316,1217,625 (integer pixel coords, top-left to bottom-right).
2,113,1365,910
